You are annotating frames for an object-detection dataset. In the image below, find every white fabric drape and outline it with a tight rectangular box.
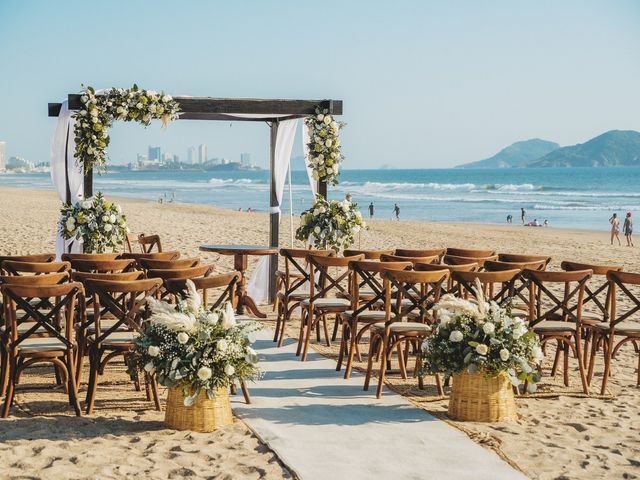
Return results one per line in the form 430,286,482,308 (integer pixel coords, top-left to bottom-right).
51,101,84,259
247,119,299,304
302,122,318,196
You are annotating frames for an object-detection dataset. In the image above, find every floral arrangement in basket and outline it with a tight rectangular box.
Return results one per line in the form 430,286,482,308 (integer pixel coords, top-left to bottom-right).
59,192,128,253
296,194,365,252
420,280,544,392
129,281,262,406
74,84,181,172
304,107,345,185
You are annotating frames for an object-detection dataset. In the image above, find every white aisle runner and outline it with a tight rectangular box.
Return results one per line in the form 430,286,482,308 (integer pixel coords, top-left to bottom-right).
232,330,525,480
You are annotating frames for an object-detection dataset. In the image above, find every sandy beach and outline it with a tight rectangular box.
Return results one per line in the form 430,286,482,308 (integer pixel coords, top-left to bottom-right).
1,186,639,480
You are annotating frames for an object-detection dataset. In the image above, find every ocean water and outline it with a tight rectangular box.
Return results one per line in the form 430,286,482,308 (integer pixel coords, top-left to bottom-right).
1,167,638,232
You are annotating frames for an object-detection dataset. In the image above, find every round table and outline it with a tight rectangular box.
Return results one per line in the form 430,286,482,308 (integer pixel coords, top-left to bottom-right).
199,244,278,318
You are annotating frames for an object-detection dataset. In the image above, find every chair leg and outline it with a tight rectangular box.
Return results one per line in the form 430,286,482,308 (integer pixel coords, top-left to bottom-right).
587,332,600,385
600,334,616,395
563,342,570,387
85,349,100,414
322,315,332,347
2,355,17,418
574,332,589,395
331,314,340,342
376,337,389,399
240,381,251,404
66,352,82,416
336,323,347,372
551,340,562,377
302,313,315,362
147,373,161,411
273,301,283,342
345,322,359,380
397,341,408,380
295,309,307,356
0,344,7,398
364,335,378,391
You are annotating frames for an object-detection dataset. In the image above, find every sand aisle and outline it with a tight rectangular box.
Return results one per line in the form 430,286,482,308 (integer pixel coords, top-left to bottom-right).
233,330,525,480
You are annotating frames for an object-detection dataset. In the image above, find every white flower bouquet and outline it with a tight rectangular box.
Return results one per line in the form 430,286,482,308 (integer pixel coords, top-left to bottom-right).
305,106,345,185
59,191,128,253
129,281,262,406
295,194,365,252
421,281,543,391
74,84,181,172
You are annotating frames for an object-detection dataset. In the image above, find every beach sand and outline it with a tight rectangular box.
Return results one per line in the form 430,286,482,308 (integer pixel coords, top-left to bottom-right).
1,186,639,480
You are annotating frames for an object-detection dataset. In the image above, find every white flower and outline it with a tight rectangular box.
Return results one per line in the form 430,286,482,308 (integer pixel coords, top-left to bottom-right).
162,95,171,102
197,366,212,381
325,139,333,147
144,361,155,374
224,364,235,376
217,339,229,353
221,303,237,330
149,104,156,113
499,348,510,361
512,320,527,339
109,214,116,223
323,115,332,124
82,200,92,209
326,167,333,174
66,217,75,232
148,345,160,357
449,330,464,342
103,224,113,232
532,345,544,363
316,114,325,121
177,332,189,344
476,344,488,355
314,226,321,234
136,102,143,109
482,322,495,335
205,312,219,325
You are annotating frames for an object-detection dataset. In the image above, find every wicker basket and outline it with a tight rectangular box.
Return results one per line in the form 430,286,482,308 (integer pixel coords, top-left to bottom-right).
165,386,233,432
448,371,517,422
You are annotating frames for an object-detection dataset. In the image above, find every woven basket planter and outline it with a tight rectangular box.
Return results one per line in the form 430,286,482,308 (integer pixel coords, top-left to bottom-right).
165,386,233,432
448,371,517,422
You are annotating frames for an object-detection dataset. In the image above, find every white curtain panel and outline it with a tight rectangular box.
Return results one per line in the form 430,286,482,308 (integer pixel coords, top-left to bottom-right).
247,119,299,304
302,121,318,196
51,100,84,259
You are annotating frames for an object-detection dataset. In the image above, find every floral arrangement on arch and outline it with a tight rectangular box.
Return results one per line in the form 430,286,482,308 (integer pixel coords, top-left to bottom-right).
73,84,181,172
129,281,262,406
420,281,544,391
305,107,345,185
59,192,128,253
296,194,365,252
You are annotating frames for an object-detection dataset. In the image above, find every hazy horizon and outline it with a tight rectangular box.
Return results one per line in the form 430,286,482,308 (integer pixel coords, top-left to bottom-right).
1,0,639,169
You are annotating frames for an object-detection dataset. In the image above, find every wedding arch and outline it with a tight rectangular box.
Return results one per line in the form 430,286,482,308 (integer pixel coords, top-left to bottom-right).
48,89,343,299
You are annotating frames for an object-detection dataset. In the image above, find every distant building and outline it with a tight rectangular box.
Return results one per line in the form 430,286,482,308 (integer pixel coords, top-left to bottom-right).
221,158,230,165
162,152,172,163
240,153,251,165
137,153,148,162
7,156,33,171
173,154,180,163
148,146,161,162
0,141,5,171
198,144,207,164
187,146,196,164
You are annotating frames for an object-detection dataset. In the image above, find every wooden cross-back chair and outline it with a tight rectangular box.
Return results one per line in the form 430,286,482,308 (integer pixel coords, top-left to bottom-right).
138,257,201,271
588,271,640,394
137,234,162,253
498,253,552,267
443,254,498,269
380,253,440,266
296,254,364,361
561,261,624,366
146,265,215,300
1,260,70,276
364,268,449,398
414,262,478,294
274,248,334,348
119,251,180,268
446,247,495,258
0,254,55,273
1,282,84,417
343,249,395,260
336,260,412,379
83,277,163,414
523,268,592,394
394,248,446,262
62,253,120,262
67,259,136,274
452,269,520,306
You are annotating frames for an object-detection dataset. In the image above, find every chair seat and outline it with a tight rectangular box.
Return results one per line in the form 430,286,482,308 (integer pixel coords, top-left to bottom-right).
1,322,51,335
371,321,432,333
16,337,67,353
282,292,310,301
594,321,640,334
100,331,138,346
533,320,576,333
373,298,416,307
300,298,351,309
580,311,605,325
86,319,125,333
337,288,377,300
341,310,395,322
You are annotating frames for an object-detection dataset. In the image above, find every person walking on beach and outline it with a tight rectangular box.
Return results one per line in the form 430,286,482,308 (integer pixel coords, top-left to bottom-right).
610,213,621,246
623,212,634,247
369,202,375,219
521,208,526,224
394,203,400,221
506,214,512,224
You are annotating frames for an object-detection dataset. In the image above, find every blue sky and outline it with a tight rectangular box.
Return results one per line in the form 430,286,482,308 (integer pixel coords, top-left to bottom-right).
0,0,639,168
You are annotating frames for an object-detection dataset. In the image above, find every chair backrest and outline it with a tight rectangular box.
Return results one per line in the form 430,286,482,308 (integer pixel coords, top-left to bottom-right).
343,249,394,260
446,247,496,258
394,248,446,260
1,260,71,276
605,270,640,330
381,268,449,324
164,272,241,311
125,233,138,253
279,248,334,299
562,261,624,321
523,269,592,326
146,264,215,281
485,259,547,272
414,262,478,293
138,233,162,253
83,278,162,340
72,271,145,283
348,260,412,314
452,269,520,304
1,282,84,349
138,257,201,270
380,253,440,265
0,272,69,286
62,253,120,262
0,253,55,267
119,251,181,263
306,253,364,303
443,254,498,268
499,253,552,266
68,258,136,274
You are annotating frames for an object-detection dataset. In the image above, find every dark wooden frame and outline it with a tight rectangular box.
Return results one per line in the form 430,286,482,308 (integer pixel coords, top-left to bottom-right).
48,95,343,301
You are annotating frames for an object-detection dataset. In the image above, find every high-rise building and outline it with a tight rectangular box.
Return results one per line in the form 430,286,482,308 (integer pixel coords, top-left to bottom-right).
0,141,5,171
198,144,207,164
240,153,251,165
173,154,180,163
148,146,161,161
187,146,196,164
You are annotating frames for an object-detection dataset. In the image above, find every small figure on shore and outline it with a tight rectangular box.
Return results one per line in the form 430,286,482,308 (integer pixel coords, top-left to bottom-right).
158,196,163,204
521,207,526,224
610,213,621,246
623,212,634,247
506,214,512,224
394,203,400,221
543,219,549,227
369,202,375,219
171,191,176,203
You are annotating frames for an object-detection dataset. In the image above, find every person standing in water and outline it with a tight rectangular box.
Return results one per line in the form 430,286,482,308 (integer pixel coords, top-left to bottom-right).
521,207,526,224
393,203,400,221
623,212,634,247
369,202,375,219
610,213,621,246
